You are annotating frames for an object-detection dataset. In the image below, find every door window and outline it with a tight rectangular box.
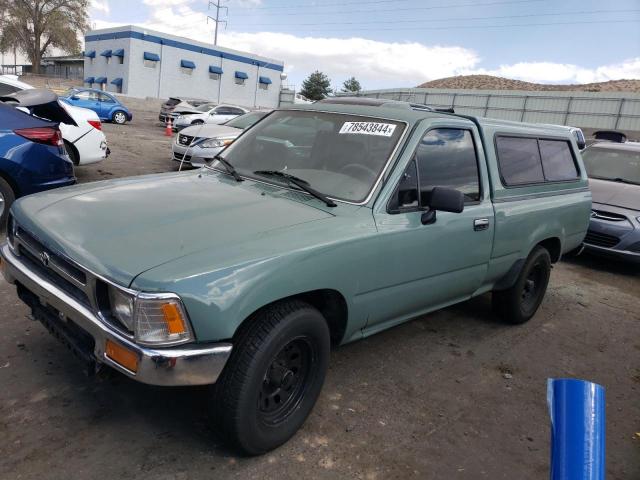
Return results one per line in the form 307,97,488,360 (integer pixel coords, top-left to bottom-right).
389,128,481,212
99,93,115,103
215,107,233,115
416,129,481,204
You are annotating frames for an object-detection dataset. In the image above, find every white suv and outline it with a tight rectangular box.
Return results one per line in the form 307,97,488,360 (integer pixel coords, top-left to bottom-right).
0,75,108,165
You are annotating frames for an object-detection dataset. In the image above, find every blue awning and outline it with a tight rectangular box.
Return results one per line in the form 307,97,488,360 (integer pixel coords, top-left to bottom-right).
111,78,123,86
95,76,107,84
209,65,223,74
84,77,95,84
180,59,196,69
259,76,272,85
85,50,96,58
143,51,160,61
100,49,112,57
235,71,248,80
113,49,125,57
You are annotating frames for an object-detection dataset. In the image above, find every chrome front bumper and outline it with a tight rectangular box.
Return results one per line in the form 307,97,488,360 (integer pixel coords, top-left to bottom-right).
0,243,232,386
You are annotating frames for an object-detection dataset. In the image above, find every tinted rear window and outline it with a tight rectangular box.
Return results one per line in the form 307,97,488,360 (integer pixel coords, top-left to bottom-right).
539,139,578,181
496,136,544,185
0,83,20,95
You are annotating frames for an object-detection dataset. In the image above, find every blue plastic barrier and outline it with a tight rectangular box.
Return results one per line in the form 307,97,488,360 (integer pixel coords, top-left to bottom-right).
547,378,606,480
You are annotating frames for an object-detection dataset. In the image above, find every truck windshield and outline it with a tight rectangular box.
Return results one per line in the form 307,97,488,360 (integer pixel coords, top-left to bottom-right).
582,147,640,185
215,110,405,203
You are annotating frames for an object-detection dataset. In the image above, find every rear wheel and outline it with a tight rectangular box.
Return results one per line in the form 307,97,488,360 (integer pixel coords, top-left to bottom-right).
112,111,127,124
0,177,16,232
213,300,330,455
493,246,551,324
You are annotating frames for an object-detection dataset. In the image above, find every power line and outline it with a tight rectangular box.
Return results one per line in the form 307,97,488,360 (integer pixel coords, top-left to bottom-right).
237,9,640,28
231,0,547,17
247,19,639,33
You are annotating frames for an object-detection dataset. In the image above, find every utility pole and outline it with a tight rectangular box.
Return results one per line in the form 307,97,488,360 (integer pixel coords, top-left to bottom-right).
207,1,228,46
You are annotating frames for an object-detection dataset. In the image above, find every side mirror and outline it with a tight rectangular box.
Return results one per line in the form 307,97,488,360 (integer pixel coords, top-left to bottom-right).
421,187,464,225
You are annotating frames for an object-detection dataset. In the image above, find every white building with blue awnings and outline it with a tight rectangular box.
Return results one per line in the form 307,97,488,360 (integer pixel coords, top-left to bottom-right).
83,25,284,109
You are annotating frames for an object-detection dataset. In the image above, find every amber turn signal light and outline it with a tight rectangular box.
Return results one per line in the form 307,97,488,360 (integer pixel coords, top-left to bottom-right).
105,340,139,373
161,303,188,334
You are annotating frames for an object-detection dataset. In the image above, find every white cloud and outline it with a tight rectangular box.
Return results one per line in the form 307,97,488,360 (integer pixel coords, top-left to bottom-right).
90,0,110,15
474,58,640,84
88,3,640,89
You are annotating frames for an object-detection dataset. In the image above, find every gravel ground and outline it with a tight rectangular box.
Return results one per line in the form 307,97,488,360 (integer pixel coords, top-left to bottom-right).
1,107,639,479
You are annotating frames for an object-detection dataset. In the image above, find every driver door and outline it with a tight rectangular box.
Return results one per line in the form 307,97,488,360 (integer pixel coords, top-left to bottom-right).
363,125,494,332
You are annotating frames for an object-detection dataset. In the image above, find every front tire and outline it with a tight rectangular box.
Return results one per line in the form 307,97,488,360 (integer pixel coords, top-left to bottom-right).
493,246,551,324
0,177,16,232
112,110,127,124
213,300,330,455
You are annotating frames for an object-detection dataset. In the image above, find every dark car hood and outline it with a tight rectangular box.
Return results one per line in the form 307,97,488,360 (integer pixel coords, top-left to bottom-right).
11,171,334,287
589,178,640,212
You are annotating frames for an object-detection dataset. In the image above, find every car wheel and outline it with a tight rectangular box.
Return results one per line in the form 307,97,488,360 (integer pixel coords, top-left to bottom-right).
112,111,127,124
191,120,204,125
0,177,16,232
213,299,330,455
64,140,79,166
492,246,551,324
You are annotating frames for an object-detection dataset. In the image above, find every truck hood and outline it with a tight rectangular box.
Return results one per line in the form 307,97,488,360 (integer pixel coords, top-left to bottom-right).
12,171,334,286
589,177,640,212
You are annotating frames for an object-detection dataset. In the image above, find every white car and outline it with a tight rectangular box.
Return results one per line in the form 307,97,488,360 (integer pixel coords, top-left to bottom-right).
173,104,249,131
0,75,108,165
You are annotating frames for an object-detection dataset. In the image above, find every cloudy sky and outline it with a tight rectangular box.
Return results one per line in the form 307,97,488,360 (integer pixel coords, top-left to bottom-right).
89,0,640,90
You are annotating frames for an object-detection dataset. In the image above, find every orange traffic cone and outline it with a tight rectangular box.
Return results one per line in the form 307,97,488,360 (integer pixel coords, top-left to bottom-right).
165,117,173,136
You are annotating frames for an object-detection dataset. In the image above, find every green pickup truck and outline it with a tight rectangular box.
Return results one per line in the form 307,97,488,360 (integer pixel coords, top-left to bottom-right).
1,97,591,454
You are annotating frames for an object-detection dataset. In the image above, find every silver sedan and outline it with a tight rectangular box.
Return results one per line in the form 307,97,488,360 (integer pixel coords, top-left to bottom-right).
172,110,269,168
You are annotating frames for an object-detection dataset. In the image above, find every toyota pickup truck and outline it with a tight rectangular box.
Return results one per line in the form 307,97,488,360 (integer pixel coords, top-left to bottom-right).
0,97,591,455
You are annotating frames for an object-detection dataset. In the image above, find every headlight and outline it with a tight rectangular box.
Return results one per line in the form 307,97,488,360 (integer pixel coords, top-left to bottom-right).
108,286,135,330
107,287,193,346
200,137,234,149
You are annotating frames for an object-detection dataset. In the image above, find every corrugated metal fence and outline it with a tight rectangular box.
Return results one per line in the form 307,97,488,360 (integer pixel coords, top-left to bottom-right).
341,88,640,131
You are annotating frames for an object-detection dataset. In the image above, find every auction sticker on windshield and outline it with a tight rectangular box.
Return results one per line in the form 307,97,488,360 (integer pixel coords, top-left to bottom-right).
339,122,397,137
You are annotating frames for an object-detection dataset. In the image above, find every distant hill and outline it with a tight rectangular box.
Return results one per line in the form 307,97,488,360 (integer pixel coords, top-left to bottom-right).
417,75,640,92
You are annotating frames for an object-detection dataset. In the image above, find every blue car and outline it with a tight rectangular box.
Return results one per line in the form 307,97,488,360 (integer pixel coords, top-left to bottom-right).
60,88,133,125
0,100,76,228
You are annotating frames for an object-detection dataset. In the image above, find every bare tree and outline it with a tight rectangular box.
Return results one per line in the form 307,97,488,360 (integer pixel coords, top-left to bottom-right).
0,0,89,73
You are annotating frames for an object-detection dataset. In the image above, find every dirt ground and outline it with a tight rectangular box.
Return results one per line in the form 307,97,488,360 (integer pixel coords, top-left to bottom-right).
0,108,639,479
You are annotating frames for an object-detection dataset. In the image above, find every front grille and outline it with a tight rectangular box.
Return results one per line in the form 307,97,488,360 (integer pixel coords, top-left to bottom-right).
178,134,195,146
584,230,620,248
18,244,90,306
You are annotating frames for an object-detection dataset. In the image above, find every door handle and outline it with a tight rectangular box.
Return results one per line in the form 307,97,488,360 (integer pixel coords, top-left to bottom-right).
474,218,489,231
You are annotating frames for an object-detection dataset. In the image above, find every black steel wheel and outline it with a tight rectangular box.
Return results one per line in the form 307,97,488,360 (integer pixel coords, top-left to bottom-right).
213,300,330,455
493,246,551,324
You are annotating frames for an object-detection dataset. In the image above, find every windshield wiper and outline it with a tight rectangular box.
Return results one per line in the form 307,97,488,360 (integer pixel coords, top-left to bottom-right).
254,170,337,207
592,175,640,186
611,177,640,186
213,155,243,182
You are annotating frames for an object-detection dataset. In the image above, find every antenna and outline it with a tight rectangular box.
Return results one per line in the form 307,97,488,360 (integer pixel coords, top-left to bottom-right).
207,1,228,46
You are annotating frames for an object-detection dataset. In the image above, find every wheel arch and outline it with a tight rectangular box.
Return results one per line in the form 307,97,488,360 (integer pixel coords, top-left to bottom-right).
234,289,349,347
0,168,20,197
493,236,561,291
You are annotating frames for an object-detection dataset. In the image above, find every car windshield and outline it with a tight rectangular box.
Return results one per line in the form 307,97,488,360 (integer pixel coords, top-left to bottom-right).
215,110,405,203
195,103,216,112
225,111,268,129
582,146,640,184
62,88,78,97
